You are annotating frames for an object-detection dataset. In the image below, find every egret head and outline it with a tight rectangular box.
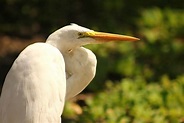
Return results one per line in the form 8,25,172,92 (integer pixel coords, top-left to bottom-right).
46,24,139,52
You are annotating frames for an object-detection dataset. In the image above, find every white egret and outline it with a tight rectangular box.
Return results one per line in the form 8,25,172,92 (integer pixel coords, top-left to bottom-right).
0,24,139,123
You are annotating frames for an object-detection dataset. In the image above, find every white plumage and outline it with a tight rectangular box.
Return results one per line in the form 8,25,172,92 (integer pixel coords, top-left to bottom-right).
0,43,66,123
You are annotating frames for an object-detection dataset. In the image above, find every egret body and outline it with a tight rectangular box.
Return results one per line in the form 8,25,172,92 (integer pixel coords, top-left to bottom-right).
0,24,139,123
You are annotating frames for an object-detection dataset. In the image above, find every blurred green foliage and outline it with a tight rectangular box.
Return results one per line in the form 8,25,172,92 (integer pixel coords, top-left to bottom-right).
1,0,184,122
77,76,184,123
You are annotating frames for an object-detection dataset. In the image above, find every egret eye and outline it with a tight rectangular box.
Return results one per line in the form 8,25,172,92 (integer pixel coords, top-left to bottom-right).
78,32,84,38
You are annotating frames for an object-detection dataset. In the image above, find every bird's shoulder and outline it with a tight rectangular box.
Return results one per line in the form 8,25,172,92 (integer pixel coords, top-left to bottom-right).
9,42,66,79
21,42,62,58
16,42,64,65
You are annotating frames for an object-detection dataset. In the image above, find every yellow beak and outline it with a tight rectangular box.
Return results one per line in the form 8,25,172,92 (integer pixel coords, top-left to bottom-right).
83,31,140,42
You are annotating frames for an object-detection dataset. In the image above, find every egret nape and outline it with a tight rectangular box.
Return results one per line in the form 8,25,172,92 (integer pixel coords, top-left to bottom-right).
0,24,139,123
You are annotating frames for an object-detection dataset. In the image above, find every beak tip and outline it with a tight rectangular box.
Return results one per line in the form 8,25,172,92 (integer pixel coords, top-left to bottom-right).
126,37,140,42
135,37,140,41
